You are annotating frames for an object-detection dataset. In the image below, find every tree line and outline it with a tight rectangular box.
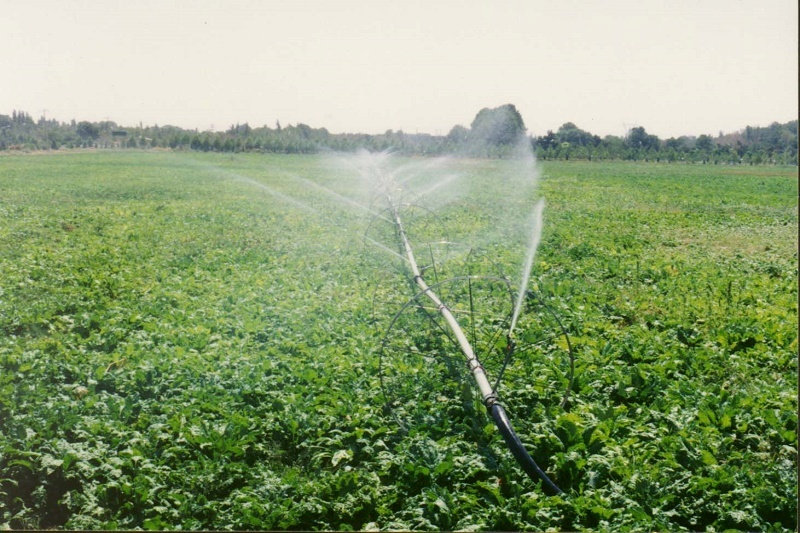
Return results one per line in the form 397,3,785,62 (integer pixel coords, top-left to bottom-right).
533,120,797,165
1,106,796,165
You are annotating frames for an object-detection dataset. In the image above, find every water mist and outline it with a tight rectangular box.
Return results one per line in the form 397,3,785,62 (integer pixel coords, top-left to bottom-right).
509,197,545,334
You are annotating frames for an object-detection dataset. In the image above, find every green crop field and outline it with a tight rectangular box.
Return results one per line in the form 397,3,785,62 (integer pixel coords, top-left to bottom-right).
0,151,797,531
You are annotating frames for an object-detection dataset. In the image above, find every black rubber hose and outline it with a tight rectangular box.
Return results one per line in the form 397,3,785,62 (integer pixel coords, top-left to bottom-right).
488,402,563,495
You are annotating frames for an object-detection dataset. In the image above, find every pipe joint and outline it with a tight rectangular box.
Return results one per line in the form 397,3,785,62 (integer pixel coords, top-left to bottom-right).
468,359,483,372
483,392,500,408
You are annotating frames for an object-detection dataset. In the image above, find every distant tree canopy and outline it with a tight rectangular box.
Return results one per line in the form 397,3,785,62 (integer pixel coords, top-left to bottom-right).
556,122,601,147
76,121,100,141
440,104,529,157
530,120,797,165
0,108,795,165
469,104,526,146
446,125,469,144
626,126,660,151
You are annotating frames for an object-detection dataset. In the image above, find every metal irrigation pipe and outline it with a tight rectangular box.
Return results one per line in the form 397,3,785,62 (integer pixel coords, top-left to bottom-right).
388,198,563,495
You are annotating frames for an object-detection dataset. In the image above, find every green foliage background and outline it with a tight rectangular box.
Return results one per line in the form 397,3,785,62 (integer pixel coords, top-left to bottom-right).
2,108,797,164
0,152,797,530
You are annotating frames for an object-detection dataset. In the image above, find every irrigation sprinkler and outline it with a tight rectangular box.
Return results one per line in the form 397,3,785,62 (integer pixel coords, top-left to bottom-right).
366,157,571,495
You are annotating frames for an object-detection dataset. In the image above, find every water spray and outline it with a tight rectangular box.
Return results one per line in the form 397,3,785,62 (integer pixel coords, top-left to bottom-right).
193,151,570,493
510,198,545,333
370,158,566,495
206,149,574,494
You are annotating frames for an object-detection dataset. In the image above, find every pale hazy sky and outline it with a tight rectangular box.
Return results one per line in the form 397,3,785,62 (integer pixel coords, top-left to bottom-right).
1,0,797,138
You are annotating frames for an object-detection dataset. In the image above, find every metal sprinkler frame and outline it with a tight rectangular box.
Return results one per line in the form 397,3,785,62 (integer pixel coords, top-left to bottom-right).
370,164,568,495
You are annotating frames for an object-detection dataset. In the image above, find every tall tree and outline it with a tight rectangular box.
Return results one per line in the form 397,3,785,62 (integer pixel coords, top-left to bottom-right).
556,122,600,147
446,125,469,144
695,134,714,152
76,121,100,141
626,126,660,151
469,104,526,146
